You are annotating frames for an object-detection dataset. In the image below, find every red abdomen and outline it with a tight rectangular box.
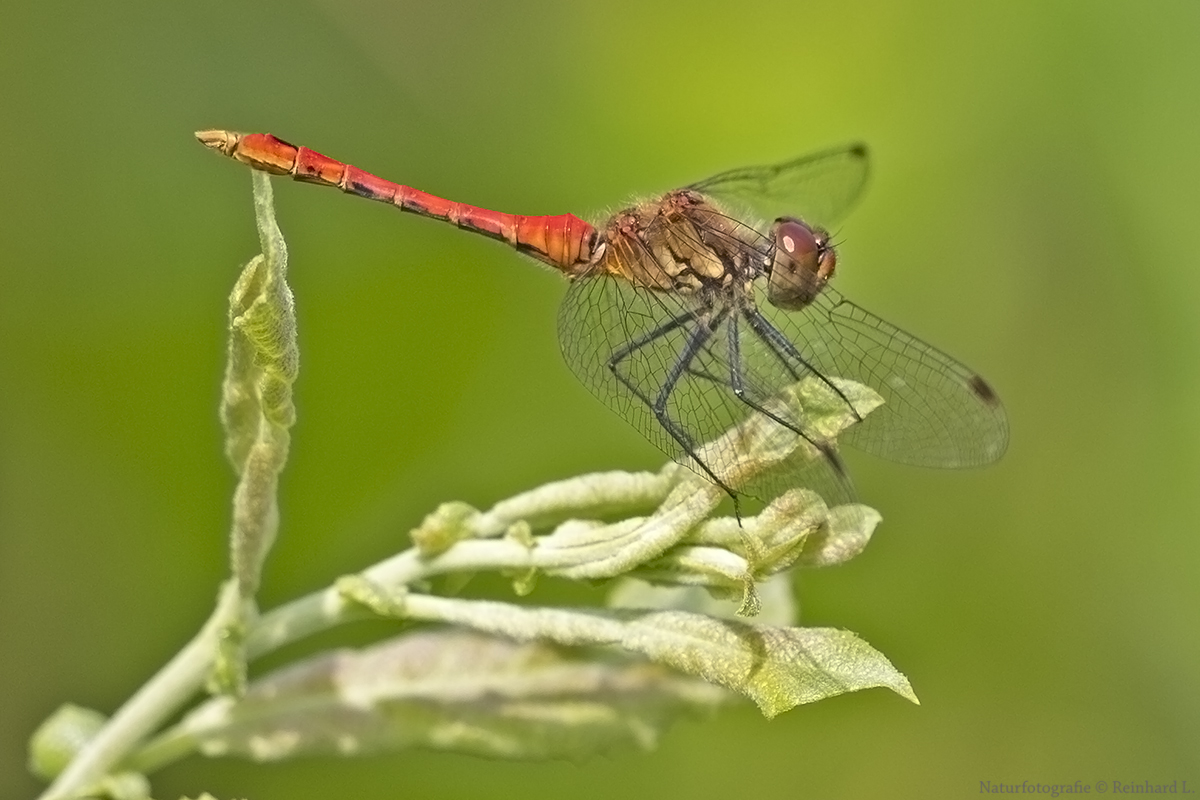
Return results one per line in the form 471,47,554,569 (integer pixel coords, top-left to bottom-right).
196,131,596,273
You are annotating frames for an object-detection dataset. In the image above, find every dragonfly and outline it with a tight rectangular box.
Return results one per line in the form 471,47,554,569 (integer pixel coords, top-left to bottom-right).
197,130,1008,512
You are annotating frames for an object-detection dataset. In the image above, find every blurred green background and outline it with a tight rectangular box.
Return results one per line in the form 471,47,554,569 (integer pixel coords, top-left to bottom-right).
2,0,1198,797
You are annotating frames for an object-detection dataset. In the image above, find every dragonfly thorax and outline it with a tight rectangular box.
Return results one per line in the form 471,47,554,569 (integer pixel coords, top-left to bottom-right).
596,190,764,296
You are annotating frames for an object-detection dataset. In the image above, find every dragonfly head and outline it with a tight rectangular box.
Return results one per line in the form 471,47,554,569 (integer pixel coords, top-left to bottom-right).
766,218,837,310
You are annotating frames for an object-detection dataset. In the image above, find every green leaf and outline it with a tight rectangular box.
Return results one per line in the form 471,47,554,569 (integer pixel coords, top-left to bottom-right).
28,704,107,780
220,171,298,598
609,488,877,620
619,489,834,599
90,772,151,800
608,572,797,626
409,502,480,556
609,609,917,716
697,377,884,495
336,574,408,618
206,605,250,698
399,596,919,715
797,503,880,567
175,631,725,762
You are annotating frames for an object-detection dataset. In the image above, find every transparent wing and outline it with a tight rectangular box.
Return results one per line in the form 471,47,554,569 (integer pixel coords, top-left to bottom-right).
687,143,870,227
558,272,859,507
656,205,1010,468
757,285,1010,467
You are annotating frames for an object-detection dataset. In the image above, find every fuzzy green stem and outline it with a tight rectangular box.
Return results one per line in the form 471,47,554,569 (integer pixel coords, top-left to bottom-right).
37,582,242,800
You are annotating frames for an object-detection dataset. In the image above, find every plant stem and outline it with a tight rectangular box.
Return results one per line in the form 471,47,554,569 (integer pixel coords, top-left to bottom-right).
37,582,243,800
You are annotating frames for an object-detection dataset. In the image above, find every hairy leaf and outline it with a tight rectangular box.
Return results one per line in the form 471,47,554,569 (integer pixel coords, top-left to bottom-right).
176,631,725,762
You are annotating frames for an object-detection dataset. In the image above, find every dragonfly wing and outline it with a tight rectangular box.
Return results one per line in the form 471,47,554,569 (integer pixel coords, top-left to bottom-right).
756,286,1010,467
558,273,749,460
558,273,860,506
687,144,870,227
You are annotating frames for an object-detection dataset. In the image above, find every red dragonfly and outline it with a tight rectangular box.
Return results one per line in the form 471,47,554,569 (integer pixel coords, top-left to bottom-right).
197,130,1008,510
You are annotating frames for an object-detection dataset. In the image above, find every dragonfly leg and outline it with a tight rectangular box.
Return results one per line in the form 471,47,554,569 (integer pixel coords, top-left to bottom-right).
607,307,741,510
607,308,699,366
654,316,744,513
741,307,861,423
606,308,700,427
726,314,851,483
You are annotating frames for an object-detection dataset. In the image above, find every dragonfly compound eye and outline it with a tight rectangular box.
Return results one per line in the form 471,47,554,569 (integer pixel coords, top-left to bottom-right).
767,218,837,310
